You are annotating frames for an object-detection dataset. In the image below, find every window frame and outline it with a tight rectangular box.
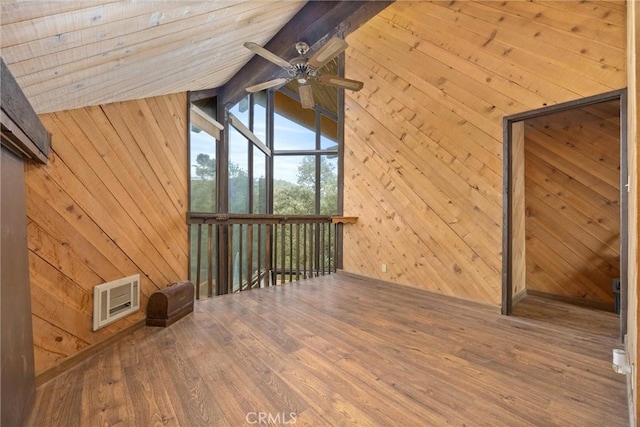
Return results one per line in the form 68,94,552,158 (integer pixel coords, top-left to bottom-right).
271,89,339,215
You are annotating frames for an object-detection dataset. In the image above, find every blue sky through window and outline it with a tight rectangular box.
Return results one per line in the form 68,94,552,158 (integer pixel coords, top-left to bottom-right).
191,100,337,185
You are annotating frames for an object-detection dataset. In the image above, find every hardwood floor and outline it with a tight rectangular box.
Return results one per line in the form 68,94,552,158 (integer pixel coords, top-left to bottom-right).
512,294,621,338
27,273,628,426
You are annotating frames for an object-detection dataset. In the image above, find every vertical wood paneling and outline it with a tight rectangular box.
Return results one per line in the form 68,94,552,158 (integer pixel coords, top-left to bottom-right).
25,93,188,374
343,1,626,305
524,102,620,307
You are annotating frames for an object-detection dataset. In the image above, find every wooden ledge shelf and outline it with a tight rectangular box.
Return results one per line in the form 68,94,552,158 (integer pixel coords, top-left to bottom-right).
332,216,358,224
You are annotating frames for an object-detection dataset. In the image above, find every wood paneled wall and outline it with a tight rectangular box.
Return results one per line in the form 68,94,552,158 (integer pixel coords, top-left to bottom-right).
524,101,621,307
511,122,527,299
343,0,626,306
25,93,188,375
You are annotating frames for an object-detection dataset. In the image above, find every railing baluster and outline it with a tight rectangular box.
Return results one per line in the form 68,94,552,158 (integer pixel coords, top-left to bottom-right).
295,223,300,281
196,224,202,300
320,222,325,275
307,223,310,277
188,215,336,295
266,224,272,287
207,223,213,298
309,224,315,277
335,223,339,273
328,222,333,274
302,223,307,278
316,224,321,277
228,224,234,294
257,224,262,288
238,224,244,292
288,223,293,283
305,223,310,278
273,224,277,285
280,223,286,284
247,224,253,290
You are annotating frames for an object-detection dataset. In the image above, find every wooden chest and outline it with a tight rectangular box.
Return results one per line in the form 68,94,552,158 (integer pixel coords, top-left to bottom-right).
146,281,195,327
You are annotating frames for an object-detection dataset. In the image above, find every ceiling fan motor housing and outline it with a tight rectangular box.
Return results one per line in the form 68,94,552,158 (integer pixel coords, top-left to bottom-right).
295,41,309,55
288,57,316,83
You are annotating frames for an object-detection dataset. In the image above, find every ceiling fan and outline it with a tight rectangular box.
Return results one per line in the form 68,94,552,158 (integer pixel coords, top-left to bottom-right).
243,37,364,109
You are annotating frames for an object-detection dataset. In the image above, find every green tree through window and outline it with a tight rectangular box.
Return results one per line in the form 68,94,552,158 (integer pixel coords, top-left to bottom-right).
274,156,337,215
191,153,216,212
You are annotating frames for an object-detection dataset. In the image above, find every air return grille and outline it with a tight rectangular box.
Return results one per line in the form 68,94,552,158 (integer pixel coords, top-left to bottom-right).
93,274,140,331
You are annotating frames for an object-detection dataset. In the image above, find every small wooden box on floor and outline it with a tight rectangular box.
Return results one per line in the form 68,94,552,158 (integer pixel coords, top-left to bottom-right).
146,281,194,327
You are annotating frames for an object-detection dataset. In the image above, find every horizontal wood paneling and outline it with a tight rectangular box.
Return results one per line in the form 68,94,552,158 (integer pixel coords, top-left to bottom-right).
25,93,188,374
524,101,621,307
343,0,626,305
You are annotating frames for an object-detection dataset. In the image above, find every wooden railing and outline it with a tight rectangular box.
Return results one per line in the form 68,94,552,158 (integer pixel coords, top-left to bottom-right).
187,214,356,299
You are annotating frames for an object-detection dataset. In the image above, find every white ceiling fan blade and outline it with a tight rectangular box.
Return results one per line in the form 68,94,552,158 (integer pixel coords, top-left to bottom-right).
245,78,289,93
307,37,348,70
244,42,292,69
318,75,364,91
299,83,315,109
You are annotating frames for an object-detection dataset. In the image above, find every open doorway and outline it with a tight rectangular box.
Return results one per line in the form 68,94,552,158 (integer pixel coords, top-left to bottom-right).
503,90,628,339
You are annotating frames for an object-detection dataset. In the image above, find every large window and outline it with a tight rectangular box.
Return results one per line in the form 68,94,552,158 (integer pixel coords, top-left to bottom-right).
272,90,338,215
226,94,270,214
228,125,250,213
188,66,341,217
188,73,342,297
189,100,218,213
188,97,220,296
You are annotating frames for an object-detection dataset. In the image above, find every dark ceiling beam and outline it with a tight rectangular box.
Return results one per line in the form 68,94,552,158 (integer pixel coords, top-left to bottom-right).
1,58,50,163
221,0,393,108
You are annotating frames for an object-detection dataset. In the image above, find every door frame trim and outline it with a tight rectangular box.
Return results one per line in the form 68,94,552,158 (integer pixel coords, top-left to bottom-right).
502,89,628,336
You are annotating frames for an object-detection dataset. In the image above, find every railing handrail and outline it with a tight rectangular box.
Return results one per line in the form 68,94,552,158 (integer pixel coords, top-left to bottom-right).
187,212,335,225
188,213,354,298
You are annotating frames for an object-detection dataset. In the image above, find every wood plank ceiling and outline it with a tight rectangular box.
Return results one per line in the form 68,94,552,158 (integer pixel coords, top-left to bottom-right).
0,1,307,114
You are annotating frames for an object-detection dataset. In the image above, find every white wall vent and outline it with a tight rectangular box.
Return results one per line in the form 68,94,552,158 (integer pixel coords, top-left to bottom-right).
93,274,140,331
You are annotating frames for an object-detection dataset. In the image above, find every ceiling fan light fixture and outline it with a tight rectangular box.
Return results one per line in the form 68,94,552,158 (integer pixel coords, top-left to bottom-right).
299,83,314,109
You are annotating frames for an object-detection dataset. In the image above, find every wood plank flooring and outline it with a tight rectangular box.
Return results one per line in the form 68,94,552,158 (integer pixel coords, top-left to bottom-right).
513,294,620,338
27,273,628,426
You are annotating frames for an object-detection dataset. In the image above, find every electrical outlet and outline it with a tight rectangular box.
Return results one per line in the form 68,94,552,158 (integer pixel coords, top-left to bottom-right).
381,264,387,272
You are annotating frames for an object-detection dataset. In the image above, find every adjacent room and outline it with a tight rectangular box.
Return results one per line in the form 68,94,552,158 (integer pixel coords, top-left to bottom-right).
1,1,638,426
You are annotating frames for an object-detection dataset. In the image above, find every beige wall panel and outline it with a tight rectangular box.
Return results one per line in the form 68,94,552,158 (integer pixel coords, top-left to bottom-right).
344,1,626,306
25,93,188,375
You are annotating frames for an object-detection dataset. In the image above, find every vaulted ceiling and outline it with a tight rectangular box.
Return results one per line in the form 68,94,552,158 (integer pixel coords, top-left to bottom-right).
1,1,305,113
0,1,391,114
